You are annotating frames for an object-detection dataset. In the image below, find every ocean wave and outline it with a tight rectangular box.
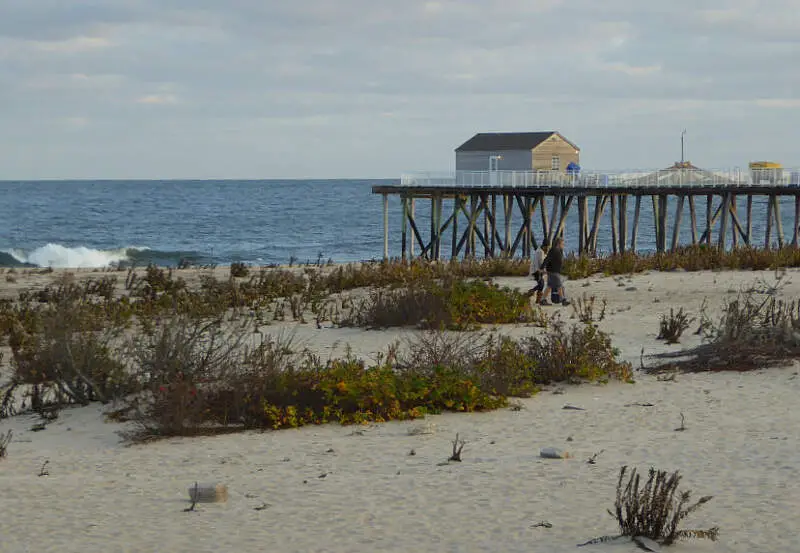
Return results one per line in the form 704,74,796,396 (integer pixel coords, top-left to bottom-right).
0,244,211,268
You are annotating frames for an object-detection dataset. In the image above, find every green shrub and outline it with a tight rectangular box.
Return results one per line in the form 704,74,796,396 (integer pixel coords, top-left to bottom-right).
341,276,542,330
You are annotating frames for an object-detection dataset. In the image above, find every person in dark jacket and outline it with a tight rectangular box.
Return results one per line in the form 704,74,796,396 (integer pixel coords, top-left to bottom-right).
540,238,569,305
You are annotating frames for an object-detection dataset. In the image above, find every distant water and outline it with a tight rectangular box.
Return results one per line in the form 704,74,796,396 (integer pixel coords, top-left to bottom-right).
0,180,790,268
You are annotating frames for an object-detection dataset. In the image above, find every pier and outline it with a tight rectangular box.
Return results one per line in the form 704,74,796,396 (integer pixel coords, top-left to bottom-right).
373,167,800,260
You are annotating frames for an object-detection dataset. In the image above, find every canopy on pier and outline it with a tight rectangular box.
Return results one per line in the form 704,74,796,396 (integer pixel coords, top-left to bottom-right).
626,161,723,186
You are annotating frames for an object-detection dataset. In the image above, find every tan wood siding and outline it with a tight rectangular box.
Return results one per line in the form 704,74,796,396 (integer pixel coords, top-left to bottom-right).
532,134,580,171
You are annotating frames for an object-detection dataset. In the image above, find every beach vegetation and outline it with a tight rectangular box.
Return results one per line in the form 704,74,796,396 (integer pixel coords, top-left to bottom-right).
339,276,544,330
657,308,695,344
649,291,800,372
579,465,718,547
562,245,800,280
570,293,607,324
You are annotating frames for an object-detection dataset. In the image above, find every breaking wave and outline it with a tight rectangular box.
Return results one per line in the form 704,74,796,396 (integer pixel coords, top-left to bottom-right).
0,244,212,268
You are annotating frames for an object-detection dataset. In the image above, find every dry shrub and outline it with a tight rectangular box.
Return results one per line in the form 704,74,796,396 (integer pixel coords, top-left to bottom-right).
657,308,695,344
581,466,718,546
571,293,607,324
1,296,132,414
650,292,800,372
340,276,542,330
122,315,250,438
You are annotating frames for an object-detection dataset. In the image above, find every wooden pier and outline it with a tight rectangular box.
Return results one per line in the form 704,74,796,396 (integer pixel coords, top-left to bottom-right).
373,168,800,260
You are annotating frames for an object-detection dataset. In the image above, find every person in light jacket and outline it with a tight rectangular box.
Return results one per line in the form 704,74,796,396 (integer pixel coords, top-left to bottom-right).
528,241,549,304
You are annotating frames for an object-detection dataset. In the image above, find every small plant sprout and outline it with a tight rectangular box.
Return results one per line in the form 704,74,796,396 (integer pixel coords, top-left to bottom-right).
448,433,465,462
675,412,686,432
657,308,695,344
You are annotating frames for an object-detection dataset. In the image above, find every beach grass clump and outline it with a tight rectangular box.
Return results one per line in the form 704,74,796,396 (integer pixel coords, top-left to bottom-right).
650,292,800,372
340,276,543,330
571,293,607,324
657,308,695,344
580,465,718,547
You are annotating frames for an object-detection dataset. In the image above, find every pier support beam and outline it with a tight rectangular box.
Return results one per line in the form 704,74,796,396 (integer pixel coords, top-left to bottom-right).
382,193,389,260
631,195,642,252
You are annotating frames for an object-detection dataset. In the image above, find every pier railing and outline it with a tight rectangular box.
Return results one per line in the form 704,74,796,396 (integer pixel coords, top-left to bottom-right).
400,168,800,188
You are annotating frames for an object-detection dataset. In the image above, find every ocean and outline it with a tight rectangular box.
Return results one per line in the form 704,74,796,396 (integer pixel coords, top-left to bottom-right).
0,179,787,268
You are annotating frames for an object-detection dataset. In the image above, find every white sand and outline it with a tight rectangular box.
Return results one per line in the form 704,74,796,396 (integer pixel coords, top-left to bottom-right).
2,268,800,552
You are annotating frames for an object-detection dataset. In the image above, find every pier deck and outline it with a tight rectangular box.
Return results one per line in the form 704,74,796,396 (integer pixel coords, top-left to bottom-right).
373,168,800,260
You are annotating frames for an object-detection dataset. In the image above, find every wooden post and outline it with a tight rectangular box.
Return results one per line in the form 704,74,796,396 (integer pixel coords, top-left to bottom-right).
436,195,444,260
688,195,698,245
451,196,460,259
652,196,661,251
553,196,574,243
468,195,477,258
671,195,684,252
706,194,713,247
490,195,497,256
765,194,773,250
731,194,738,248
382,193,389,260
483,194,490,258
774,195,784,248
631,195,642,252
523,197,532,257
577,195,586,254
401,196,408,261
589,195,607,254
718,193,730,250
410,198,416,257
658,195,668,253
529,197,540,250
540,195,549,245
618,195,628,254
746,194,753,246
547,195,559,245
794,195,800,248
610,195,618,254
429,195,437,260
504,195,513,257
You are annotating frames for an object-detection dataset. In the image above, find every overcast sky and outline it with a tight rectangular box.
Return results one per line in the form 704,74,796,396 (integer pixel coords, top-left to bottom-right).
1,0,798,179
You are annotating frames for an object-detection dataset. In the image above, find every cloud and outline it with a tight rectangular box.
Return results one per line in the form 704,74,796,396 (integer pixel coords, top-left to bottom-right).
755,99,800,109
136,93,178,105
0,0,797,179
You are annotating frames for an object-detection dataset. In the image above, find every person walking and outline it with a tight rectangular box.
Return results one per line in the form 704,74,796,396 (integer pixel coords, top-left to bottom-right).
528,241,549,304
540,237,569,306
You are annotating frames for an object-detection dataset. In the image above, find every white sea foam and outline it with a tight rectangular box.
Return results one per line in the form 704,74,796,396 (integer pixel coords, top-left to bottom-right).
4,243,146,268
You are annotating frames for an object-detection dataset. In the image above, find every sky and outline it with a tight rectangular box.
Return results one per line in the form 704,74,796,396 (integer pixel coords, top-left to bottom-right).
0,0,798,179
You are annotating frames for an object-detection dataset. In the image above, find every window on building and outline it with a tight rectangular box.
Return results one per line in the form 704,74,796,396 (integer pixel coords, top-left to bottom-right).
551,156,560,171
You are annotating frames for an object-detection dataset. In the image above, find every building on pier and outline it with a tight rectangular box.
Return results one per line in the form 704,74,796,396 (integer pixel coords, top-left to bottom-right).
455,131,580,173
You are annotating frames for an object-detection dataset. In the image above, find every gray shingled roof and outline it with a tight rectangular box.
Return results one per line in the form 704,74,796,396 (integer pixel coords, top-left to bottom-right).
456,132,557,152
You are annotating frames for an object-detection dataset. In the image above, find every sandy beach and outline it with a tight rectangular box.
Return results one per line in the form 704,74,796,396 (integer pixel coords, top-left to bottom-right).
2,267,799,552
